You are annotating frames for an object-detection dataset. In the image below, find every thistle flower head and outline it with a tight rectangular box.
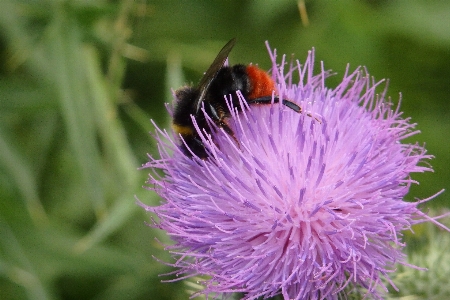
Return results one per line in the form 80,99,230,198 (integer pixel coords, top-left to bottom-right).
140,43,447,300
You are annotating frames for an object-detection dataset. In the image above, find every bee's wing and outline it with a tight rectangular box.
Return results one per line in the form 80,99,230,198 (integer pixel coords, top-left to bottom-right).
194,38,236,113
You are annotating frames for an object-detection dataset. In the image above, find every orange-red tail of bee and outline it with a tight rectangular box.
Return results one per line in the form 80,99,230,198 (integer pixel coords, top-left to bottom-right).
246,65,277,100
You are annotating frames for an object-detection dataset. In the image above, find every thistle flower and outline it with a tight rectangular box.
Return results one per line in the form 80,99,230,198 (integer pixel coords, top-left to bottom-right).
140,43,448,300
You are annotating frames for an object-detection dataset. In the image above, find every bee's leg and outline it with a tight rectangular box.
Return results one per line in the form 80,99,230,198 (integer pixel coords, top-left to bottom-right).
207,103,241,148
218,119,241,150
248,96,301,112
248,96,321,123
182,135,208,159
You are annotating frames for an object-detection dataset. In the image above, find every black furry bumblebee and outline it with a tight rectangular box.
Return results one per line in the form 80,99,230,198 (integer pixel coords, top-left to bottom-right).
172,38,305,159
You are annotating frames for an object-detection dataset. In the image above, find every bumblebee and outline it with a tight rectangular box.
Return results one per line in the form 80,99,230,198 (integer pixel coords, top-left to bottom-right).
172,38,305,159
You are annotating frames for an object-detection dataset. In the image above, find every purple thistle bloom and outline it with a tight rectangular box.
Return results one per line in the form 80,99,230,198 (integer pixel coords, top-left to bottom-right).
140,43,448,300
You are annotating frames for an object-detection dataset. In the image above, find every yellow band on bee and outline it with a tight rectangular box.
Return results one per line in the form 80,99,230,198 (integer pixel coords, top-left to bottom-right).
172,124,194,136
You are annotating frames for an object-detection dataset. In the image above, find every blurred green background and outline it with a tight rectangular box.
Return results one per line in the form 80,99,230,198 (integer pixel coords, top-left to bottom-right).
0,0,449,299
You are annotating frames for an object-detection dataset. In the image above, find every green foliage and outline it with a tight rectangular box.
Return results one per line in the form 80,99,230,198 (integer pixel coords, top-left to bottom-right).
388,220,450,299
0,0,448,299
